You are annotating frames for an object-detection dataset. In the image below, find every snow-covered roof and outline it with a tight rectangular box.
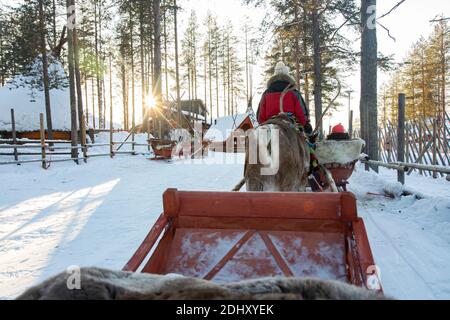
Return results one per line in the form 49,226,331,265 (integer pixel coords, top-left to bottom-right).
0,57,72,132
204,113,255,142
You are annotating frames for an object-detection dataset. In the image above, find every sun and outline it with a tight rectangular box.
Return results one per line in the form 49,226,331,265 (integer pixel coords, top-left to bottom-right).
145,93,157,109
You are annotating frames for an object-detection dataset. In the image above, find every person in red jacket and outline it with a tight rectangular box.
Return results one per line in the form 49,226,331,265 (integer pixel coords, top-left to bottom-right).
256,62,312,134
327,123,350,140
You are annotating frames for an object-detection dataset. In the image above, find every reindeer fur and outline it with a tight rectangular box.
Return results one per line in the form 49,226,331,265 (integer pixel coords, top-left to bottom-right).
16,267,388,300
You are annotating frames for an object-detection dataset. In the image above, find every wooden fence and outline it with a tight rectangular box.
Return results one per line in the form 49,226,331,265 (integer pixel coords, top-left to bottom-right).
0,111,151,169
356,93,450,183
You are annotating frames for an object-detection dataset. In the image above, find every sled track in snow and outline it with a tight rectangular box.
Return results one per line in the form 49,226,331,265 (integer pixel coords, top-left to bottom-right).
363,200,437,298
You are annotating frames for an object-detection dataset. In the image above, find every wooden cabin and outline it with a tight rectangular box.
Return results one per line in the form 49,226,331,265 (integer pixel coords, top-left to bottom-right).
204,113,256,153
0,58,84,141
1,130,71,141
142,99,210,138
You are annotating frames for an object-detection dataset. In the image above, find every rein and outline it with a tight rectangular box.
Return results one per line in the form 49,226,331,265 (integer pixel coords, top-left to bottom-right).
279,84,296,114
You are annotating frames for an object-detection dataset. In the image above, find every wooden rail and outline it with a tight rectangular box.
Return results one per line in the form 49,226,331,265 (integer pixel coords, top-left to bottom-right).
0,110,151,169
360,157,450,183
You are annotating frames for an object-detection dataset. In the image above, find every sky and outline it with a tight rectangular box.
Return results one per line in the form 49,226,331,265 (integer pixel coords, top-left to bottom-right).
1,0,449,128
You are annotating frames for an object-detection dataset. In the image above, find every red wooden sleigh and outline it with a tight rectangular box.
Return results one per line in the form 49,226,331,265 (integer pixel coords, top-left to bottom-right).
124,189,381,292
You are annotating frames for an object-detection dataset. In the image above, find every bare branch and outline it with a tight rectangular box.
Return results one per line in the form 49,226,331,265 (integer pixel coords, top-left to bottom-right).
329,12,359,43
378,0,407,20
377,22,396,42
313,78,341,134
430,17,450,23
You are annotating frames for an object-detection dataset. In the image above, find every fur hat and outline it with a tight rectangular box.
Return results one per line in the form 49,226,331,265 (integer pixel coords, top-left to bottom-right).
274,62,290,76
332,123,346,134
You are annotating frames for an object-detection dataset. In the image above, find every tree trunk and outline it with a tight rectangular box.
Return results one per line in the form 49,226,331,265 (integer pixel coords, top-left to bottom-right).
204,49,208,122
121,55,128,131
294,4,300,87
91,77,96,130
0,33,4,86
130,10,136,135
173,0,181,125
153,0,162,103
360,0,379,170
109,53,113,132
312,7,323,131
39,0,54,141
52,0,57,49
73,7,84,141
227,36,231,115
85,73,89,128
99,1,105,129
66,0,79,162
245,25,249,105
153,0,162,135
208,30,213,119
94,1,103,129
215,37,219,119
193,29,198,102
139,2,146,120
163,9,169,100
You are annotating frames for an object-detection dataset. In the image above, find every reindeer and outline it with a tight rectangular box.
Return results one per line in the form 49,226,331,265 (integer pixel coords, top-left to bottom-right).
244,85,310,192
239,79,341,193
244,114,310,191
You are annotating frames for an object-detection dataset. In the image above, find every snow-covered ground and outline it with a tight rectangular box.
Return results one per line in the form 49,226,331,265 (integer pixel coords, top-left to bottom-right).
0,134,449,299
348,167,450,299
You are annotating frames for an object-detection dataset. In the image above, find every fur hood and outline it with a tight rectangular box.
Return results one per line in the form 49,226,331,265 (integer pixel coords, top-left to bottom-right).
267,73,297,89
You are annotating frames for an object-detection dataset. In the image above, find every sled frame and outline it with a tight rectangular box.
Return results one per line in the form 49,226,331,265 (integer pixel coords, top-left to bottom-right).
124,189,381,292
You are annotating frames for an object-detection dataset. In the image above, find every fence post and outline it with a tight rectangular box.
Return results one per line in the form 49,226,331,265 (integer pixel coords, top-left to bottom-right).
349,110,353,139
81,114,87,163
39,113,47,169
147,120,153,153
433,119,437,179
10,109,19,162
397,94,405,185
110,106,114,159
131,122,136,156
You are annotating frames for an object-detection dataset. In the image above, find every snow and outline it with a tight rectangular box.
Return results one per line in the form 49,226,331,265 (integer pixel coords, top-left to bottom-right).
0,56,120,132
168,229,246,279
0,137,449,299
269,232,347,282
214,233,283,283
204,113,255,142
0,139,244,299
348,165,450,299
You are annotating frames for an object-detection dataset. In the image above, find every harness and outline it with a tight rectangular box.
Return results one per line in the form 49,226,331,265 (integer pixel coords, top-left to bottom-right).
266,112,319,175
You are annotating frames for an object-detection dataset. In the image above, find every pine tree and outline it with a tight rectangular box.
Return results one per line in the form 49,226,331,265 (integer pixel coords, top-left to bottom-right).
253,0,358,129
382,19,450,125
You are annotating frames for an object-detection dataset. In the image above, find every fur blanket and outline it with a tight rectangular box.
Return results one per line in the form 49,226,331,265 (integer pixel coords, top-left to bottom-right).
17,268,387,300
315,139,365,165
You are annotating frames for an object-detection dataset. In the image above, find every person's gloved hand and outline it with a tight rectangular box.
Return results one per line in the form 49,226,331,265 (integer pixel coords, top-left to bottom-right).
304,122,313,135
308,132,319,145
